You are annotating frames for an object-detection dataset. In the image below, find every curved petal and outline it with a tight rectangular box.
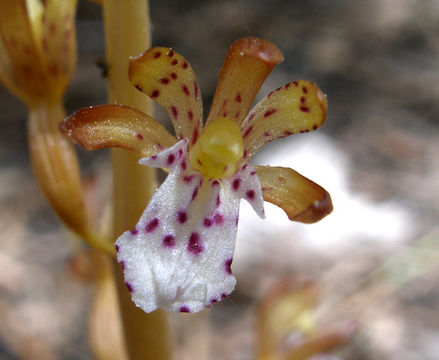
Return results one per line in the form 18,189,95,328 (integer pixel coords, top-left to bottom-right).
129,47,202,144
116,140,241,313
241,81,328,159
255,165,332,224
60,105,177,157
206,38,283,127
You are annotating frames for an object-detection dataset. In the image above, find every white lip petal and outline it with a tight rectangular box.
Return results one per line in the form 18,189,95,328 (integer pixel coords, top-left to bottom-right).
116,140,238,312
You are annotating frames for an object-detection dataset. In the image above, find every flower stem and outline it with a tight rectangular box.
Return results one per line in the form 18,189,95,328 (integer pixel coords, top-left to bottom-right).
28,99,113,254
102,0,171,359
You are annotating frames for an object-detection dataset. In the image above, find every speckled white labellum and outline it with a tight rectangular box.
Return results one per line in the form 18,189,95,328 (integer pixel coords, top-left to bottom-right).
115,139,265,313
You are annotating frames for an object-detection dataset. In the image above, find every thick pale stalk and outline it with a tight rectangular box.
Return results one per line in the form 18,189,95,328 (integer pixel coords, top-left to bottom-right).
28,99,113,254
102,0,171,359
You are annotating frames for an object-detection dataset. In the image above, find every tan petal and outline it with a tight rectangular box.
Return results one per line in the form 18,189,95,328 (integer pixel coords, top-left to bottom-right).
61,105,177,157
242,80,328,159
255,165,332,224
205,38,283,127
129,47,202,144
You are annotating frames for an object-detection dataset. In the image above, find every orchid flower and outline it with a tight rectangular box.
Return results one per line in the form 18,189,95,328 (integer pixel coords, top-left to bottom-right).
61,38,332,313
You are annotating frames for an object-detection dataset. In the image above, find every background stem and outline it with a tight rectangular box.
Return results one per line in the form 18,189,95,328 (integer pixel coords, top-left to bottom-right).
102,0,171,359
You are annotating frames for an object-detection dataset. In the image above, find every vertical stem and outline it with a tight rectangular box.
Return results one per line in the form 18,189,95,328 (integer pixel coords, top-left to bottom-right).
102,1,171,359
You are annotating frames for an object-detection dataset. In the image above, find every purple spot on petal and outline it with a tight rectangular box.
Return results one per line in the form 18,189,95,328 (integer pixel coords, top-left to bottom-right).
177,210,188,224
210,298,218,304
232,178,241,191
211,180,219,187
191,187,199,201
162,234,176,248
177,148,183,158
250,171,256,176
225,258,233,275
167,154,175,165
130,227,138,235
125,282,133,293
115,244,120,252
216,195,221,207
221,293,227,299
183,175,194,183
179,305,190,313
120,260,126,270
246,190,255,200
145,218,160,233
242,164,248,170
181,160,187,170
151,155,158,160
187,232,204,256
214,213,224,225
203,218,212,227
235,215,239,226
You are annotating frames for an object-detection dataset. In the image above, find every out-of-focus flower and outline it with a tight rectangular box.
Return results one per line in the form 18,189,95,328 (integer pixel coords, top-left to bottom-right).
257,280,356,360
0,0,76,105
0,0,111,252
61,38,332,313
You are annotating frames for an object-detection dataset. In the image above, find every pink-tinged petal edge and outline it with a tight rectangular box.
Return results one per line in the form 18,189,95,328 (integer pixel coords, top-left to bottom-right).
116,140,266,313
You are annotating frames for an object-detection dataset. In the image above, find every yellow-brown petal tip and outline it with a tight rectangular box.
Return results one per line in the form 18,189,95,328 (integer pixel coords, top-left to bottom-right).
231,38,284,65
293,191,333,224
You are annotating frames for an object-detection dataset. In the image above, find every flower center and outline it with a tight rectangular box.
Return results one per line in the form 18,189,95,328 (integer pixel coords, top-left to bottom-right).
189,117,243,179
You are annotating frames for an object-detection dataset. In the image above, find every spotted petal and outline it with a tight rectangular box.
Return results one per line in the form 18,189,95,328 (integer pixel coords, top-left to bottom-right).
129,47,202,145
242,80,328,159
206,38,284,127
60,104,177,157
255,165,332,223
115,140,265,313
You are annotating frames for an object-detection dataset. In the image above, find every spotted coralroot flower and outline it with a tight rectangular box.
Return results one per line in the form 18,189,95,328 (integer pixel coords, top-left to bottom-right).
61,38,332,313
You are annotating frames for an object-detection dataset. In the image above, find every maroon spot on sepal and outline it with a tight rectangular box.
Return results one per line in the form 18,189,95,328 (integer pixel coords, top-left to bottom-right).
187,110,194,121
182,62,188,69
151,89,160,98
302,86,308,94
136,133,144,140
171,106,178,119
235,93,242,103
264,109,277,117
182,85,189,96
171,72,178,80
299,106,310,113
153,52,161,59
168,50,174,57
160,77,170,84
145,218,160,233
243,126,253,139
171,59,178,65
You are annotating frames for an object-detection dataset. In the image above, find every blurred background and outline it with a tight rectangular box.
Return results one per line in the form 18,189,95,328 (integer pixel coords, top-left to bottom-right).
1,0,438,359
